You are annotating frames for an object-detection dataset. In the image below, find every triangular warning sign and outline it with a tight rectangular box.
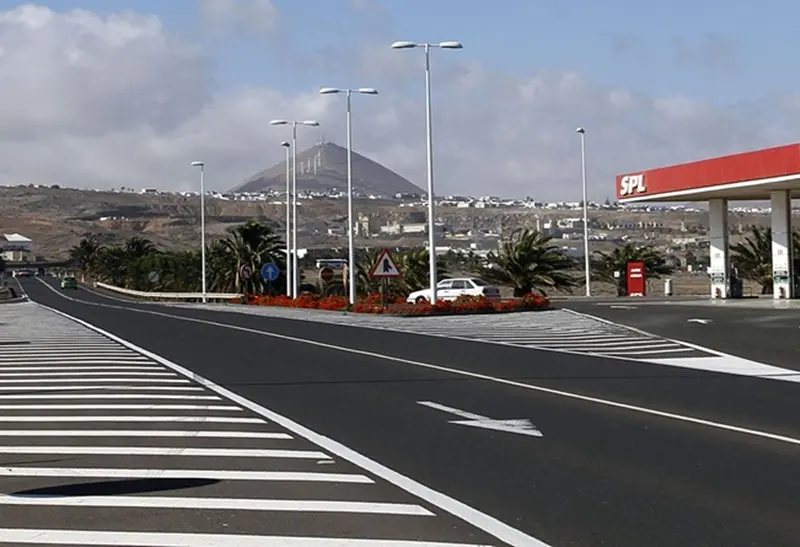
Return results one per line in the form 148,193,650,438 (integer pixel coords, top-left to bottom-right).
369,248,402,278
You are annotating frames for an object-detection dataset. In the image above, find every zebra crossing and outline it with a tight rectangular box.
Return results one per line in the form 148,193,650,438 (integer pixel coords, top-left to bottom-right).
0,301,500,546
187,304,714,362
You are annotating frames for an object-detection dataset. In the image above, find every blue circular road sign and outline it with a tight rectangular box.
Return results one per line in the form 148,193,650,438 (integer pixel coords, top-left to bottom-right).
261,263,280,282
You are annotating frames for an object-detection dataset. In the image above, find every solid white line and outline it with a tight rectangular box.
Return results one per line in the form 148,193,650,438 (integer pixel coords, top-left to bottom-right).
0,494,433,516
0,446,330,459
0,394,220,400
0,530,487,546
0,351,146,356
0,430,291,439
0,359,152,365
33,299,550,546
0,385,204,392
0,416,263,423
39,295,800,451
0,377,190,384
0,371,176,377
0,366,161,372
0,403,240,410
0,467,370,483
600,347,692,356
537,339,671,348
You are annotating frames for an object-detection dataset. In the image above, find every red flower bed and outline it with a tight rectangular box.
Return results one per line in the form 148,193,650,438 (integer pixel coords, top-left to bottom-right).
235,292,550,316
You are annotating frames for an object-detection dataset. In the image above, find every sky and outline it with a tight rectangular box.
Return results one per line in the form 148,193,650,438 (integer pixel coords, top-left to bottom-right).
1,0,800,200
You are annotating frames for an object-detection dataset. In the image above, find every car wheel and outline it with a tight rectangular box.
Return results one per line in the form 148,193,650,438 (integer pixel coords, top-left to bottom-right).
415,296,428,304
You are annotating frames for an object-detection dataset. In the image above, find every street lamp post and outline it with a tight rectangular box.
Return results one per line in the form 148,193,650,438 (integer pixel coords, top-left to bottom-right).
391,40,462,304
269,119,320,298
576,127,591,297
280,141,292,297
190,161,207,303
319,86,379,305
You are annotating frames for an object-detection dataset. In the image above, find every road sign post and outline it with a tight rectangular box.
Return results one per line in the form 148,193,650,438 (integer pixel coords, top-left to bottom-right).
369,248,402,308
319,267,335,284
261,263,280,295
239,264,253,304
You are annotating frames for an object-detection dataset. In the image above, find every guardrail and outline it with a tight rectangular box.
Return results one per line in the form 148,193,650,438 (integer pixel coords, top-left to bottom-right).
94,282,242,302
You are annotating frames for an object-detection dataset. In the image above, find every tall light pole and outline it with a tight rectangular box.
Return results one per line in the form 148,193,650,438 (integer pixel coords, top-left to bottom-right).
280,141,292,297
576,127,591,297
391,40,462,304
190,161,207,303
269,119,320,298
319,86,379,305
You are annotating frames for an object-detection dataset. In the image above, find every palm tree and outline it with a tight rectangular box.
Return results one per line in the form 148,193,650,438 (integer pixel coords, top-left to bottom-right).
730,225,800,294
592,242,673,296
479,229,577,296
220,221,285,294
68,235,104,280
729,225,772,294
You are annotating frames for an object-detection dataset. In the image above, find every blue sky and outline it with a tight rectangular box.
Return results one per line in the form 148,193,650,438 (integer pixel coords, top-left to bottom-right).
13,0,797,106
2,1,799,197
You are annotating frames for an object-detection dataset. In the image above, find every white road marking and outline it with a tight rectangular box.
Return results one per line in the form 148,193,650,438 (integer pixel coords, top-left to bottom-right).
0,494,433,516
0,467,371,483
0,359,155,365
0,404,240,411
34,297,550,547
418,401,543,438
0,365,163,372
0,530,489,546
0,415,264,423
38,297,800,451
0,377,190,384
0,371,176,377
0,430,291,439
0,384,204,392
0,446,330,459
0,394,220,401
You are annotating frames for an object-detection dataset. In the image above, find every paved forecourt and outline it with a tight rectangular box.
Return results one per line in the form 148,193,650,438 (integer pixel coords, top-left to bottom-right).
0,301,504,546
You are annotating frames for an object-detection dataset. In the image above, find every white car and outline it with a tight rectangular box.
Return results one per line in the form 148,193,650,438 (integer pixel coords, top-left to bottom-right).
406,277,501,304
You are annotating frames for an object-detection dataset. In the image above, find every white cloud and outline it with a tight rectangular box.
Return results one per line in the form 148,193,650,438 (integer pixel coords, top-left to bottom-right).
0,4,799,200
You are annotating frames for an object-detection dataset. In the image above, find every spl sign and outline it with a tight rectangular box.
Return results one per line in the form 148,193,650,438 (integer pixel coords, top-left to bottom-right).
620,174,646,196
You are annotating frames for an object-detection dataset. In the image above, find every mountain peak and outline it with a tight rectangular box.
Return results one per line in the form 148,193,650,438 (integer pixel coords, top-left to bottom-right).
228,142,424,196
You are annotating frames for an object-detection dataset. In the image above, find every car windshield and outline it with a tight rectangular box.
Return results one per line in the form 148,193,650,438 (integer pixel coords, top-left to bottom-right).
470,278,488,286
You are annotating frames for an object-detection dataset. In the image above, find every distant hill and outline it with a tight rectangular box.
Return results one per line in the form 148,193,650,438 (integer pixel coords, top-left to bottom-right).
229,142,424,196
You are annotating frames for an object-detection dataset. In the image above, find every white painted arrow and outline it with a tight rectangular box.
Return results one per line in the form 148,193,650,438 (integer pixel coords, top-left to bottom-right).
418,401,543,438
687,318,712,324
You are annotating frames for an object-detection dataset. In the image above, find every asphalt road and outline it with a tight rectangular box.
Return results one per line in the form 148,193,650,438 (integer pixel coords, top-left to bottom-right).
7,278,800,546
562,299,800,370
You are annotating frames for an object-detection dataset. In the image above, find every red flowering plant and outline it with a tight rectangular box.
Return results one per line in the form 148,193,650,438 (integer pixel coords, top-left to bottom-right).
234,291,550,315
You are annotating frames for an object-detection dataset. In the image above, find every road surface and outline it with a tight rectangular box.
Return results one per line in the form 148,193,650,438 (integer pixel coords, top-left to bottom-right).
1,278,798,546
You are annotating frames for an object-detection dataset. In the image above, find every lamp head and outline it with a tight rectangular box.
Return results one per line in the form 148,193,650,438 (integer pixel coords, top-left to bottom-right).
269,120,289,126
439,41,463,49
358,88,378,95
319,87,340,95
190,161,204,167
280,141,290,147
576,127,586,134
301,120,320,126
391,41,417,49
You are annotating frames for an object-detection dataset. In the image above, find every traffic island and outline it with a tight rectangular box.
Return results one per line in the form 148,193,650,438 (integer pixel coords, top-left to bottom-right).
234,293,551,316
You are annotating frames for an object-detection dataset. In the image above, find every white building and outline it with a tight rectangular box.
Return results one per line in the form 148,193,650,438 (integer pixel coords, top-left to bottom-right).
1,233,33,262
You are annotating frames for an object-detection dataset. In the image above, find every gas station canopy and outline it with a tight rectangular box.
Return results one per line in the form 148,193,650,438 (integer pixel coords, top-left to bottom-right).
616,143,800,203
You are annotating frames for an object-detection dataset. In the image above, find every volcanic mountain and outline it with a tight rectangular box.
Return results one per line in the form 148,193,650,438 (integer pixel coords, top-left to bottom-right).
229,142,424,196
